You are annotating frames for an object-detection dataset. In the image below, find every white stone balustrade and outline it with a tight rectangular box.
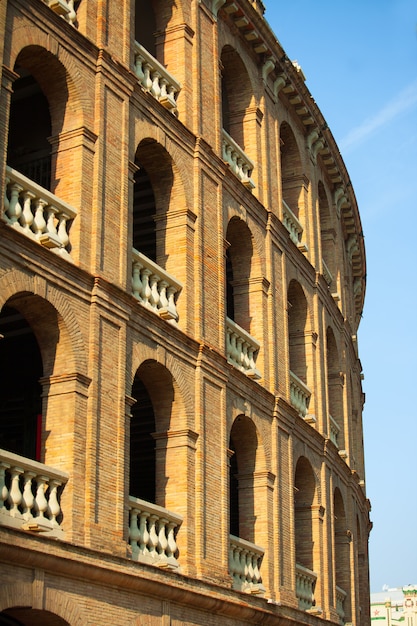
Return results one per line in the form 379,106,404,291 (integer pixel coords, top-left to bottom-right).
221,130,255,190
229,535,266,595
128,496,183,571
290,370,312,418
322,258,333,286
329,414,340,448
282,200,307,250
3,166,77,260
0,448,69,537
296,563,317,610
226,317,261,379
134,42,181,114
132,248,183,323
336,585,347,622
44,0,76,25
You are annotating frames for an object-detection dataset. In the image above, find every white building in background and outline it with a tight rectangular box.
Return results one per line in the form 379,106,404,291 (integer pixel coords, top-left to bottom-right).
371,586,417,626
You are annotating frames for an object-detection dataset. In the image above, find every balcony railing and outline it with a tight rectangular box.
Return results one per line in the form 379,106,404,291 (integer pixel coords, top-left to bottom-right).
0,449,69,537
128,496,183,571
134,42,181,114
296,563,317,611
329,414,340,448
229,535,266,595
226,317,261,379
290,370,312,418
336,585,347,622
44,0,76,25
322,258,333,286
282,200,307,252
3,166,77,261
221,130,255,190
132,248,182,323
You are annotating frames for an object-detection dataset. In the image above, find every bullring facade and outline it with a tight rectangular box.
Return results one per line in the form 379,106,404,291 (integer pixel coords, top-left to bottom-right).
0,0,371,625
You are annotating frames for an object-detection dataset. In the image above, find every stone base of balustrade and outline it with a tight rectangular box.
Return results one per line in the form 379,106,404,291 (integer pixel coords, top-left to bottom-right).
245,367,262,380
232,578,266,596
0,510,64,539
39,232,62,249
158,306,179,324
130,549,181,572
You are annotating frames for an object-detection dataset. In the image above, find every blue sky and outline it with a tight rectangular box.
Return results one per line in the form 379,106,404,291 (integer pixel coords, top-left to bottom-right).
264,1,417,593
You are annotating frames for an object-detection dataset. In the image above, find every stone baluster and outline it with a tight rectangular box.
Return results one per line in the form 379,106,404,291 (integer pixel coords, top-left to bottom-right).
149,274,160,311
158,280,169,310
8,466,23,517
148,514,159,557
129,508,140,557
0,462,10,512
132,260,144,300
143,63,153,92
141,269,152,307
34,475,49,524
66,0,76,24
157,517,168,562
21,471,36,520
150,71,162,100
33,198,47,238
6,183,23,226
166,521,177,560
45,206,59,240
253,553,261,585
139,510,150,555
166,285,177,315
57,213,70,248
20,190,35,233
48,479,62,527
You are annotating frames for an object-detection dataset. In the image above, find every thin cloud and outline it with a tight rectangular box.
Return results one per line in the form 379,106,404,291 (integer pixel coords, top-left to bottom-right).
340,80,417,152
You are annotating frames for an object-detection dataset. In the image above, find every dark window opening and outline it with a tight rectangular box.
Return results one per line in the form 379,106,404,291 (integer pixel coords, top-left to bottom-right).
133,164,157,262
0,306,43,460
7,68,52,190
129,376,156,503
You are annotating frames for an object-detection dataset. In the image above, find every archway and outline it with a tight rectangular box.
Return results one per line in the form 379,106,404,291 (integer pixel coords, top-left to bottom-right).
0,305,43,460
0,608,70,626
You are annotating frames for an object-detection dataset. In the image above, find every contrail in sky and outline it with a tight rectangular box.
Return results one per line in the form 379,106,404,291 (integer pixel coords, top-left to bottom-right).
340,79,417,152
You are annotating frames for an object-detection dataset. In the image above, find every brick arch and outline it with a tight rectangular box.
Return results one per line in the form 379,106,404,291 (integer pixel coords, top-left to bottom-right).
9,32,87,134
225,216,263,334
0,584,86,625
219,34,259,104
287,279,313,391
221,44,257,156
130,343,193,427
0,269,87,375
133,133,191,214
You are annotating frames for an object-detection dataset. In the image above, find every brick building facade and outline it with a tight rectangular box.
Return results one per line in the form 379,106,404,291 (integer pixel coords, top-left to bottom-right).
0,0,371,624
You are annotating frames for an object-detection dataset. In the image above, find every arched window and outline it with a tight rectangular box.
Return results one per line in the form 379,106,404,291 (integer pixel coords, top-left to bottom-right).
294,457,315,572
7,67,52,190
0,305,43,461
135,0,157,57
133,161,157,262
225,217,253,333
294,457,319,611
334,488,352,622
288,281,308,383
280,123,303,218
318,181,336,289
326,327,344,449
228,415,267,595
280,123,308,249
288,280,315,418
228,416,257,542
221,46,253,151
130,375,156,503
0,608,70,626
